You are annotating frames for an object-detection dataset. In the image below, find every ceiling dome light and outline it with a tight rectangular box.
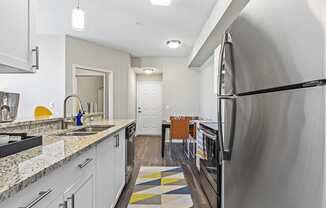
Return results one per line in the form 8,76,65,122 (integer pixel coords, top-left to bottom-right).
72,0,85,31
166,40,181,49
150,0,171,6
143,68,154,74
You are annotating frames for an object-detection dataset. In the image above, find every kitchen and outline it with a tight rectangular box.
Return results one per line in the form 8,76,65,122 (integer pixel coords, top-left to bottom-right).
0,0,325,208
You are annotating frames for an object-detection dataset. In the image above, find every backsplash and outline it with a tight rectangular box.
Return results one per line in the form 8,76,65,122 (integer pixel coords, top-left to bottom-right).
0,113,104,136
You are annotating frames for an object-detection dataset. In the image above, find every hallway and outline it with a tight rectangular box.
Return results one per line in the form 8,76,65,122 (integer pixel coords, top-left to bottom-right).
116,136,211,208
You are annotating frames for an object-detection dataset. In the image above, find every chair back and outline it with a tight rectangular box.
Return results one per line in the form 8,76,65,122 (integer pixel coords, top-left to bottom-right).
170,116,191,140
34,106,53,120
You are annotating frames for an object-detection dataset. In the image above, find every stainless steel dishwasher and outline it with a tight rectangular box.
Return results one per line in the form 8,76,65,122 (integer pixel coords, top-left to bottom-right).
125,122,136,183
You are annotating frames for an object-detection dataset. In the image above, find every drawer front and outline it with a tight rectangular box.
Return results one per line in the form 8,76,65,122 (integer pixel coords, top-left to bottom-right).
0,147,96,208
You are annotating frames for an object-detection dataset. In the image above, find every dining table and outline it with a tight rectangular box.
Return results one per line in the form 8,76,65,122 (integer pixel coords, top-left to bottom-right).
161,120,196,158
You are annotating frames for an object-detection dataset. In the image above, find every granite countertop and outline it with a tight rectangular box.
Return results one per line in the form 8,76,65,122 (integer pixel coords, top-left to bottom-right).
0,119,135,202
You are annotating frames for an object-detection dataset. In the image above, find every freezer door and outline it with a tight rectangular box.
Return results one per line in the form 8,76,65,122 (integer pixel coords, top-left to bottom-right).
223,86,325,208
225,0,324,93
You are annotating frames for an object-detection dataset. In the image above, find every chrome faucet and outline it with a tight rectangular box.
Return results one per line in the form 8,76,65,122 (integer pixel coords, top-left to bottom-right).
63,94,84,129
0,105,10,112
0,105,10,121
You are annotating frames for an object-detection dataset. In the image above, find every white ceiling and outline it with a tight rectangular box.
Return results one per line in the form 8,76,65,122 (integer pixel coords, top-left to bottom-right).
37,0,217,57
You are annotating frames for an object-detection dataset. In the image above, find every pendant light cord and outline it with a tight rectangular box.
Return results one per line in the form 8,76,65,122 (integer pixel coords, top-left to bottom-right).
77,0,80,9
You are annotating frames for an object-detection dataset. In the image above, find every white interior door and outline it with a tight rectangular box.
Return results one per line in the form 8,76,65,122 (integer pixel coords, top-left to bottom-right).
137,80,162,135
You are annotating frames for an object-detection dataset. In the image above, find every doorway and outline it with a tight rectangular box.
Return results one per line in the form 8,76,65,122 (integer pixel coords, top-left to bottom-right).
76,75,104,113
72,65,114,119
136,74,163,135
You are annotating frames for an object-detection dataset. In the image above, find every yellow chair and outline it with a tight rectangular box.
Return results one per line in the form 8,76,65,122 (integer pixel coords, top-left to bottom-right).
34,106,53,120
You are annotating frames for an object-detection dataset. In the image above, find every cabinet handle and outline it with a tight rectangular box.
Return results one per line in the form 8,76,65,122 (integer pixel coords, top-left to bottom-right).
59,201,68,208
18,189,52,208
115,134,119,147
67,194,75,208
32,46,39,70
78,158,93,168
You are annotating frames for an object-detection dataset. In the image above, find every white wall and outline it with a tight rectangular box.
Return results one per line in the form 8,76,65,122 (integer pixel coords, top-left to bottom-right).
65,36,131,119
199,55,217,120
137,57,200,119
0,35,66,121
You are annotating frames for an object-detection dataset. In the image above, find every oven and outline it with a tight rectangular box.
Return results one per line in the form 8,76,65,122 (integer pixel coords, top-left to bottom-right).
197,122,220,208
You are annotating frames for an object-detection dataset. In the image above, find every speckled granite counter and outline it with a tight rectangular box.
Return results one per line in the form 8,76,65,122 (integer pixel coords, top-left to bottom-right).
0,119,135,202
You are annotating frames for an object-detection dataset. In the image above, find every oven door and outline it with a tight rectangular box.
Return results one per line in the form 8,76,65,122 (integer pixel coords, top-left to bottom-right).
199,127,218,192
197,126,220,208
184,135,196,164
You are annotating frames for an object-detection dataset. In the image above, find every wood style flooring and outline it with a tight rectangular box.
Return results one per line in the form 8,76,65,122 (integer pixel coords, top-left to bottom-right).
116,135,211,208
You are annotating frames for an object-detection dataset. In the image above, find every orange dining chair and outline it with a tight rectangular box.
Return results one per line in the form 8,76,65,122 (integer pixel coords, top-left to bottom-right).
170,116,191,142
184,116,197,138
169,116,191,158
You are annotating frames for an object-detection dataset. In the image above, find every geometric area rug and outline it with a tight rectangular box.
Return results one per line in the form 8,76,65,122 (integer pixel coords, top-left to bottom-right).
128,166,194,208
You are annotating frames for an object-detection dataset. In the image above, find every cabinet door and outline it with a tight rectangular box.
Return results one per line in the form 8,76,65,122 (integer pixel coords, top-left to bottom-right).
64,171,96,208
96,136,115,208
113,130,126,202
0,0,37,73
45,194,65,208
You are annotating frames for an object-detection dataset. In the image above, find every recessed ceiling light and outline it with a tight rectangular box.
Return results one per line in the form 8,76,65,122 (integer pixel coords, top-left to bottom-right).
166,40,181,49
150,0,171,6
143,68,154,74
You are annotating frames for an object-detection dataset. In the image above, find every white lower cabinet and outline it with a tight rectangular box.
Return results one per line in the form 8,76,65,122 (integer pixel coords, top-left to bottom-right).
96,135,115,208
113,130,126,203
64,170,96,208
0,128,127,208
96,129,126,208
45,195,64,208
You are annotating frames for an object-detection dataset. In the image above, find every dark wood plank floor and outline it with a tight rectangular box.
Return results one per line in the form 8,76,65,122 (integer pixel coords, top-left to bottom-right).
116,135,211,208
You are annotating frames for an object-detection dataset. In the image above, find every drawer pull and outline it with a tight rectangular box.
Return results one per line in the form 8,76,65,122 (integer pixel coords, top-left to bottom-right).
19,189,52,208
67,194,75,208
31,46,40,70
59,201,68,208
78,158,93,168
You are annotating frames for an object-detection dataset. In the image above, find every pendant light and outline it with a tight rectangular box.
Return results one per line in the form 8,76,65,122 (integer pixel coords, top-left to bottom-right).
72,0,85,31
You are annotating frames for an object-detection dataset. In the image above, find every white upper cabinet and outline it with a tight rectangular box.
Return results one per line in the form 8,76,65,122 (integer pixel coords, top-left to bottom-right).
0,0,38,73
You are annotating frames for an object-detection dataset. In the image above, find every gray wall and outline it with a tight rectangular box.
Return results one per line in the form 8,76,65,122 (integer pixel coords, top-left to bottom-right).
128,66,137,119
136,57,200,119
65,36,131,119
199,55,217,120
136,74,163,82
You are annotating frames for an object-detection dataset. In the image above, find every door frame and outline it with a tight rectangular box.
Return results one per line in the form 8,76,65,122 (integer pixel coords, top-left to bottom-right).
72,65,114,119
136,79,163,135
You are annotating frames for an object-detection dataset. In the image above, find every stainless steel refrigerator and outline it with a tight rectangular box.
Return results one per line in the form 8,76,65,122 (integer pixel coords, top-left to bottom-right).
216,0,325,207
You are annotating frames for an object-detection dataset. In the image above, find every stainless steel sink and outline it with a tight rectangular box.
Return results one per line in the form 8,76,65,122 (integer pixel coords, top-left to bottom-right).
74,125,115,133
55,125,115,137
56,132,97,136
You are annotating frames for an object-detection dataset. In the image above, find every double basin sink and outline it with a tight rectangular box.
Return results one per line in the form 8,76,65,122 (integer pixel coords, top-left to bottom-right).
56,125,115,137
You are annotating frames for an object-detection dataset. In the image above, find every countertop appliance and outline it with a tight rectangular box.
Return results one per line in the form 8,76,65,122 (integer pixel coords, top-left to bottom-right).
217,0,324,207
197,122,219,208
0,133,42,157
125,122,136,183
0,92,19,123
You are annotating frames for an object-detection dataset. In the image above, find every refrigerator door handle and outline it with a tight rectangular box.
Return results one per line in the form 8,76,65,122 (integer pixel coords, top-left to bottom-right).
217,94,237,100
217,32,227,163
217,32,236,162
